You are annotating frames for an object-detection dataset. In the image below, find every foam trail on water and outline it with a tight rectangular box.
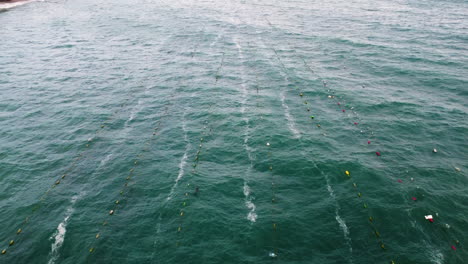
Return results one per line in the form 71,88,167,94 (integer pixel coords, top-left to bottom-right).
235,41,248,114
166,118,190,201
99,153,113,167
47,194,81,264
210,33,222,47
124,98,143,127
151,116,190,262
428,245,444,264
324,175,353,261
124,81,151,127
280,91,301,138
235,39,257,223
257,37,300,139
244,182,257,222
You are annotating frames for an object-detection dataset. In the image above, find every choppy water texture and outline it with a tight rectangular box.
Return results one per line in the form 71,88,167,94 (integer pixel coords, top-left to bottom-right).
0,0,467,263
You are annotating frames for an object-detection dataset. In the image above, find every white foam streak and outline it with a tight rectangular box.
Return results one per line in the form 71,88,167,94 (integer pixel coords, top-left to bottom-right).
281,92,301,138
428,245,444,264
324,175,353,259
244,182,257,222
125,98,143,127
210,33,222,47
47,194,80,264
236,39,257,223
99,153,113,167
166,119,189,201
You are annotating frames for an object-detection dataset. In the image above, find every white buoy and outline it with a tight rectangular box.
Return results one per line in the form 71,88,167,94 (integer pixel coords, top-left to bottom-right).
266,142,270,146
269,252,277,258
433,148,437,153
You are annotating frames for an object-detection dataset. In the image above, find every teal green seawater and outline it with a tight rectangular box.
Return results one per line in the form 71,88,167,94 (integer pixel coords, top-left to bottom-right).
0,0,467,263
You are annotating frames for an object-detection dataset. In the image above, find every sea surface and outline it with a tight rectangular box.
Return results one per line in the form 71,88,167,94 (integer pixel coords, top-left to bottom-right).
0,0,467,263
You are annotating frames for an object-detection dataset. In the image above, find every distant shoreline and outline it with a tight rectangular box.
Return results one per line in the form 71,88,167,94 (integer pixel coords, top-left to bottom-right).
0,0,29,2
0,0,34,8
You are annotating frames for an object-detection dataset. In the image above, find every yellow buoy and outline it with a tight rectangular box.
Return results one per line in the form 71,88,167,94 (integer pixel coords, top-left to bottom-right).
96,233,100,239
345,171,350,176
2,249,6,254
89,248,94,253
17,229,22,234
9,240,14,246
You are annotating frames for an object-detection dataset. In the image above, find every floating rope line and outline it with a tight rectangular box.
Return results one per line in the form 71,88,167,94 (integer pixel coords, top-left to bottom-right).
325,79,464,261
148,22,217,262
266,141,280,259
260,20,397,262
215,51,226,84
87,92,178,256
287,41,438,263
311,58,463,258
174,43,226,248
240,39,280,258
174,122,213,248
84,31,187,257
0,80,145,256
325,77,464,257
267,46,360,260
389,114,463,255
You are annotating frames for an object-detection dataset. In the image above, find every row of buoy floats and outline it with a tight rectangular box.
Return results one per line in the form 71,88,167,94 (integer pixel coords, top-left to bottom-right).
318,62,462,257
322,79,393,256
266,33,397,262
174,45,225,248
314,52,461,260
87,91,178,255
